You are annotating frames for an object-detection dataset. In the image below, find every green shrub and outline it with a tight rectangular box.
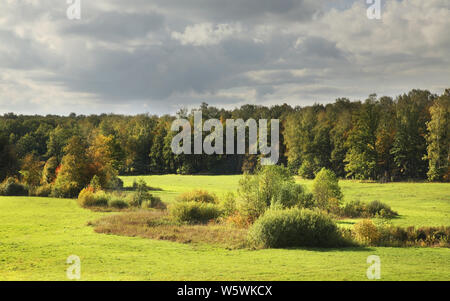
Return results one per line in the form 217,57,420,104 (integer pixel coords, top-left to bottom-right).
353,219,380,245
366,200,398,218
0,177,28,196
170,201,222,224
271,181,314,209
312,168,343,212
109,199,129,209
237,165,301,222
354,223,450,247
34,184,53,197
177,189,217,203
77,188,109,207
342,200,398,219
248,208,346,248
51,180,80,198
342,200,367,218
129,179,159,207
127,190,164,209
219,192,237,217
141,195,166,209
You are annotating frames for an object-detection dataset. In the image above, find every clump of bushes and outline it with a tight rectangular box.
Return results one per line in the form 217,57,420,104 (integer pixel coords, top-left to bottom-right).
247,208,349,248
352,220,449,247
140,195,165,209
109,199,129,209
128,179,165,209
177,189,217,203
51,180,80,198
342,200,398,219
366,200,398,218
352,219,380,245
170,201,222,224
377,224,450,247
341,200,367,218
0,177,28,196
271,181,314,210
218,192,237,217
237,165,313,223
77,187,109,207
77,178,165,210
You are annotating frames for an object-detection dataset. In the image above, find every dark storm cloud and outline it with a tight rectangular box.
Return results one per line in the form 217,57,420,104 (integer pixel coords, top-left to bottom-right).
61,11,165,41
111,0,323,22
0,0,449,115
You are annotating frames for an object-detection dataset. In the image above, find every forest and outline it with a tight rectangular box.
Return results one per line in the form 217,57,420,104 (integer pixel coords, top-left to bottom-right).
0,88,449,199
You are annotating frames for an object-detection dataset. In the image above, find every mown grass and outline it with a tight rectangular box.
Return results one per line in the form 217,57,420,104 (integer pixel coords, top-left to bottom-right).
0,176,449,280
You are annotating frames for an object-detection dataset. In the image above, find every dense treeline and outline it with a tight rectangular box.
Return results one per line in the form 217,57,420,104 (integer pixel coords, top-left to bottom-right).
285,89,449,181
0,89,449,192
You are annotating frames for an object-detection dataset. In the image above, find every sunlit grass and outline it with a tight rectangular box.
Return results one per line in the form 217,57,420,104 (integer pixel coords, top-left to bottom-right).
0,176,449,280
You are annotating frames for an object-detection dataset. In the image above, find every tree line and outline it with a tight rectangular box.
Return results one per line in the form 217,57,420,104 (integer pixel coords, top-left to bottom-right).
0,88,448,187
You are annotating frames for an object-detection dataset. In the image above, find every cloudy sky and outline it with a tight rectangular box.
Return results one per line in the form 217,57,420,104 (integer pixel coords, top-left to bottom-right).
0,0,449,115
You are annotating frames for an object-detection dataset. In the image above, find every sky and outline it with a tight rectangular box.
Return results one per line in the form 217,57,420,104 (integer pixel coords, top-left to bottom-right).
0,0,449,116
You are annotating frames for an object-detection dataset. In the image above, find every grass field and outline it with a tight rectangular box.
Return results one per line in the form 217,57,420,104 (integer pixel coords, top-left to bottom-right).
0,175,449,281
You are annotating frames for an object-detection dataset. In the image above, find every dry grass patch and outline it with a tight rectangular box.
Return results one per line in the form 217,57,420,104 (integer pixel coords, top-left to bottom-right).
89,210,248,249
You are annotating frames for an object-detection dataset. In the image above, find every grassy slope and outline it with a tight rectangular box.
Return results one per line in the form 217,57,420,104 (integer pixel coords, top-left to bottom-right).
0,176,449,280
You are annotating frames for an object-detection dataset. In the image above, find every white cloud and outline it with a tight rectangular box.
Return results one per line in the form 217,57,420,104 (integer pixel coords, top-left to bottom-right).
171,23,242,46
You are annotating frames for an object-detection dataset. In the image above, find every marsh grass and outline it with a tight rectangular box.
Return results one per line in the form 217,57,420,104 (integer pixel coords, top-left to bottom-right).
90,210,248,249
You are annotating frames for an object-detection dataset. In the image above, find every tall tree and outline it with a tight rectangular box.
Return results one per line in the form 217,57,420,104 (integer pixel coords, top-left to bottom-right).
19,154,44,187
344,95,380,180
425,90,450,181
391,90,433,179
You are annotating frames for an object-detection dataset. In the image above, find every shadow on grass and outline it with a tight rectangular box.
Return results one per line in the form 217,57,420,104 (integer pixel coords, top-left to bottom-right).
270,246,375,252
121,186,163,192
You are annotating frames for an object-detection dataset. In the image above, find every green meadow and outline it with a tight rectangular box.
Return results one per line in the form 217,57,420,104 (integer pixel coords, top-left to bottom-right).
0,175,449,281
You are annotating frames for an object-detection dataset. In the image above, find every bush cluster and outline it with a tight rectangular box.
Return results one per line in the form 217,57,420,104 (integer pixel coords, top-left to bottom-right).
50,180,80,198
366,200,398,218
76,178,165,210
128,179,165,209
170,201,222,224
271,181,314,210
237,166,313,222
247,208,348,248
218,192,237,217
342,200,398,218
352,219,380,245
77,187,109,207
352,220,450,247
